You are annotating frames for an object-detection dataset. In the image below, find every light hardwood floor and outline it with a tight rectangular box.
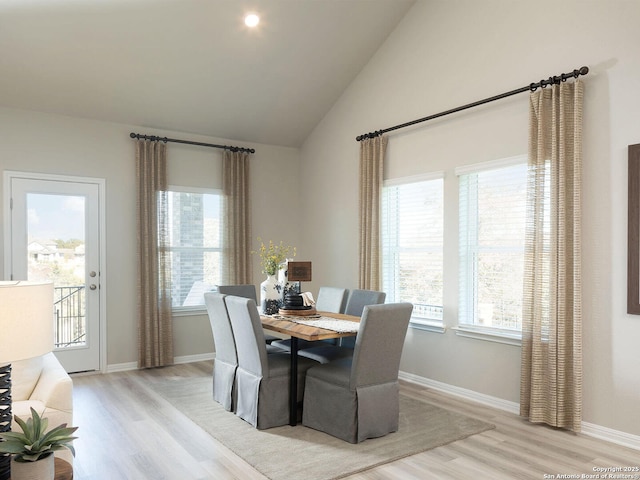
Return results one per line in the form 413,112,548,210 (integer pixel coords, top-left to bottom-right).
70,361,639,480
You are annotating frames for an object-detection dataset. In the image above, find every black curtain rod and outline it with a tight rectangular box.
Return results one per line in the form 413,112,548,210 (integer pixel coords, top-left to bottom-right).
129,132,255,154
356,66,589,142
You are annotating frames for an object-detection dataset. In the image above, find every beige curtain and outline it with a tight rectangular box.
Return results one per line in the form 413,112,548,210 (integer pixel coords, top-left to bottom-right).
222,149,252,285
520,80,583,432
136,139,173,368
358,135,388,290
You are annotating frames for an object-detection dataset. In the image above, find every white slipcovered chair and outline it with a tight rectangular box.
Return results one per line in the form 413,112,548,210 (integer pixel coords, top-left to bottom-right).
11,352,73,463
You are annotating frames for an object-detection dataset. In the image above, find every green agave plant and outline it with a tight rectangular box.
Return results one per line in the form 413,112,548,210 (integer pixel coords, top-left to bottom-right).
0,407,78,462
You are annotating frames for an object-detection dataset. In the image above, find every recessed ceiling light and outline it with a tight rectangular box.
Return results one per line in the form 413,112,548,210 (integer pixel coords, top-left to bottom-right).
244,13,259,28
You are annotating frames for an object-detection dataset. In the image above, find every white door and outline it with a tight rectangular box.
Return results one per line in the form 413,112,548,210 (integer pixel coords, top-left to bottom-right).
5,172,104,373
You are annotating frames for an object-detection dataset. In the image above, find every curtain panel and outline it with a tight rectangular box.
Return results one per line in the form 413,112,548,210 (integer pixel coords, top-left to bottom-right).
222,149,252,285
135,139,174,368
358,136,388,290
520,80,583,432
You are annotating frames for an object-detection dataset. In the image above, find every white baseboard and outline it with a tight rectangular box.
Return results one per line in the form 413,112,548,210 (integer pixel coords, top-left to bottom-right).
399,370,640,451
399,370,520,414
106,361,137,373
106,352,215,373
582,421,640,451
174,352,215,364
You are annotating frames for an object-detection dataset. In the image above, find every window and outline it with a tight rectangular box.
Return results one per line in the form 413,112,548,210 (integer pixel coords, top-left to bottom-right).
457,156,527,333
166,187,222,310
382,174,444,329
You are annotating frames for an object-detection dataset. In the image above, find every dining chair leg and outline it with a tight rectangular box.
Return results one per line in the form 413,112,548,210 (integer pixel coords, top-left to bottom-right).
289,336,299,426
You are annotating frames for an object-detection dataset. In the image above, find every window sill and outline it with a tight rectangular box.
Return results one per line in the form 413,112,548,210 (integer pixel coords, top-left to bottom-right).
452,325,521,346
410,319,445,334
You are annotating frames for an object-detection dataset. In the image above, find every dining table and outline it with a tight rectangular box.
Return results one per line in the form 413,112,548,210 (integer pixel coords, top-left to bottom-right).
260,311,360,426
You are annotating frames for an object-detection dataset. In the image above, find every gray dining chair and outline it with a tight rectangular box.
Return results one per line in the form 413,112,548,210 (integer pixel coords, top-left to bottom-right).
224,295,316,429
203,292,237,412
302,302,413,443
339,289,386,347
271,286,349,353
315,286,349,313
296,288,386,364
215,284,279,345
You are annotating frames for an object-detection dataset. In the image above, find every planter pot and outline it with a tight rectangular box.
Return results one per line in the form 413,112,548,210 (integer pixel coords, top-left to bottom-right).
11,454,55,480
260,274,282,314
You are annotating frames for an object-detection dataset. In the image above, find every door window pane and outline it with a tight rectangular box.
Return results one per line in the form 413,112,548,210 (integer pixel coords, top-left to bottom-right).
27,193,86,348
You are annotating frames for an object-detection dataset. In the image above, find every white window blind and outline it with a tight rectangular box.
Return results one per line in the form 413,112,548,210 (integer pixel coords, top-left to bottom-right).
166,188,222,309
458,158,527,331
382,174,444,325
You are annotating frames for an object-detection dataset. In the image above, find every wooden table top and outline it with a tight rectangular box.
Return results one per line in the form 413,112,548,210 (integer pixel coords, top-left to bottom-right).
260,311,360,341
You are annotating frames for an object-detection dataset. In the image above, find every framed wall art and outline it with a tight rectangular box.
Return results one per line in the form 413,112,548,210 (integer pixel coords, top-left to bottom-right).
628,143,640,314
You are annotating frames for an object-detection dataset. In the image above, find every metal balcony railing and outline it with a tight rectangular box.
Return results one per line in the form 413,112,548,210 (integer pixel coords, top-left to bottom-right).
54,285,86,348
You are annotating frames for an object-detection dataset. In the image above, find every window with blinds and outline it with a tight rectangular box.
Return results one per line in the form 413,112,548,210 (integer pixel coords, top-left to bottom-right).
382,174,444,327
166,187,222,310
457,157,527,331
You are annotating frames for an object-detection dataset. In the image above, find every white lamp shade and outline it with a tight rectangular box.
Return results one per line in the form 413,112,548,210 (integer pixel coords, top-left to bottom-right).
0,281,54,364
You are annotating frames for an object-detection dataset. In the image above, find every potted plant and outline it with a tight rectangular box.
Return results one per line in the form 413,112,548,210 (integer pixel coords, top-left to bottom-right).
0,407,78,480
253,237,296,314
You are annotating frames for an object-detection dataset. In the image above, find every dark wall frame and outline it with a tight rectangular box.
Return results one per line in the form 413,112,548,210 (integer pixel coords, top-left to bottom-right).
628,144,640,314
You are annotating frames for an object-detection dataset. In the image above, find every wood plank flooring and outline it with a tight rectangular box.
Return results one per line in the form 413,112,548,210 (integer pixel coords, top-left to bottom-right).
69,361,639,480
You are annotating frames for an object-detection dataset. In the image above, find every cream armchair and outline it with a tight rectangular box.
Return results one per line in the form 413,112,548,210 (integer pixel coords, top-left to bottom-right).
11,352,73,463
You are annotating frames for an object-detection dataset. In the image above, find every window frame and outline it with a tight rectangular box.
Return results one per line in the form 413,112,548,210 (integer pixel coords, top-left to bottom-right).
166,185,223,314
382,172,445,333
455,155,527,343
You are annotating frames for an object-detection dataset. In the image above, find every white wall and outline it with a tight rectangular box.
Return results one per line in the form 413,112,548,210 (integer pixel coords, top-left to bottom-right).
300,0,640,436
0,106,301,367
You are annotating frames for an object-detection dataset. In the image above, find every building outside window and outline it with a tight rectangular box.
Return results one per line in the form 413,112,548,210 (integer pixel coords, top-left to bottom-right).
382,173,444,329
166,187,222,310
457,156,527,333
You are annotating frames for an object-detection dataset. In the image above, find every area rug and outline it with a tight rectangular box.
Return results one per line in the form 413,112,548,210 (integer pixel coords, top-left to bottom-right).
150,375,494,480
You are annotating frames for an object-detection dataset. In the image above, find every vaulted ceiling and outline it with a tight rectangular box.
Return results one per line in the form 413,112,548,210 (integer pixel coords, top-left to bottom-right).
0,0,415,147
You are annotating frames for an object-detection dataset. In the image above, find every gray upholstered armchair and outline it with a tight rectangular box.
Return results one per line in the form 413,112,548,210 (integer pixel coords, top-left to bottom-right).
302,302,413,443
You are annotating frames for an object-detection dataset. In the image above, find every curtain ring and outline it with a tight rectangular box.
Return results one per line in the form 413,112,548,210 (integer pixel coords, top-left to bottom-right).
529,83,538,92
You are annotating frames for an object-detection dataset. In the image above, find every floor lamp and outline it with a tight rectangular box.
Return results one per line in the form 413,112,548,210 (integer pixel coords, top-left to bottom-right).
0,281,54,480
